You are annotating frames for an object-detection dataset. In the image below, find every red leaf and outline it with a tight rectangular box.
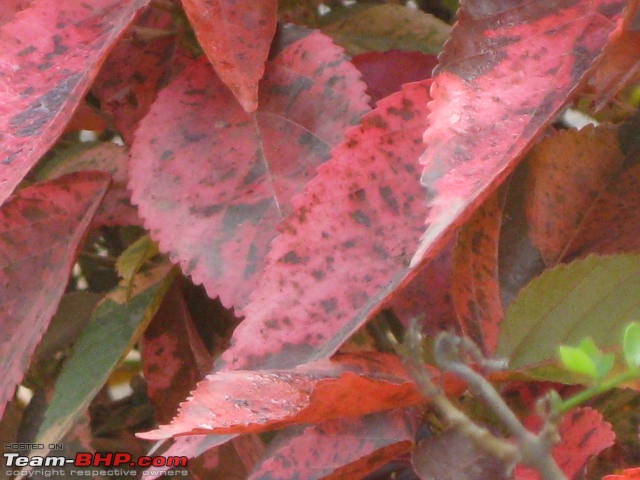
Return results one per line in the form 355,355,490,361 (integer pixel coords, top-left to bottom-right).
138,353,423,439
219,80,431,370
524,125,625,265
0,0,148,206
37,142,140,228
142,282,212,424
92,3,182,145
248,410,417,480
181,0,278,112
604,467,640,480
352,50,437,104
129,28,369,310
515,407,615,480
411,0,630,268
0,172,109,417
452,190,504,354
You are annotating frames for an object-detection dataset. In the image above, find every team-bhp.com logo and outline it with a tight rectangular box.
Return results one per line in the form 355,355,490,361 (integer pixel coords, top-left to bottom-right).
3,448,188,477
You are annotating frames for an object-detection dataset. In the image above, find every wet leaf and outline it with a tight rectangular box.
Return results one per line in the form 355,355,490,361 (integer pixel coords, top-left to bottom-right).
138,353,424,439
130,27,369,310
498,254,640,373
249,410,417,480
0,0,149,205
181,0,278,112
219,80,431,370
0,171,109,418
411,0,630,268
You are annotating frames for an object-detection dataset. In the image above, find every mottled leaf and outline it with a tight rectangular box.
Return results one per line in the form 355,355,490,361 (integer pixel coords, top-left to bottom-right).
249,410,417,480
181,0,277,112
219,80,431,370
498,254,640,374
142,282,211,423
91,3,182,145
321,4,450,55
352,50,437,104
452,190,504,354
411,0,630,268
36,141,141,228
130,28,369,310
524,125,625,265
36,263,175,446
139,353,423,439
0,0,149,205
0,171,109,418
412,428,508,480
515,408,615,479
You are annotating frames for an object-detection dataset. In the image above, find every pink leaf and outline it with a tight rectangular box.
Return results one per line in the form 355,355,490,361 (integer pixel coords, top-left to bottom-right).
0,172,109,417
219,80,431,370
129,28,369,310
248,410,417,480
181,0,278,112
411,0,630,268
138,353,424,439
0,0,149,206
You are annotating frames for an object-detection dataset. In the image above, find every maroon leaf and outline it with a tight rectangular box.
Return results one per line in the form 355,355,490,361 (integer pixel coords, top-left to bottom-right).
452,191,504,354
352,50,437,105
411,0,630,268
138,353,424,439
142,282,212,424
0,171,109,417
248,410,417,480
218,80,431,370
0,0,149,206
181,0,278,112
129,28,369,310
515,407,615,479
91,3,182,145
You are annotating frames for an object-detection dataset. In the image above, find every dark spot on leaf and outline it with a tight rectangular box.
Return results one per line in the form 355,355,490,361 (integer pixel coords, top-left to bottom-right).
222,198,274,233
379,185,399,213
244,244,259,279
160,150,173,161
350,210,371,227
280,250,306,264
349,188,366,202
387,106,414,121
311,269,325,280
362,115,388,130
189,204,224,217
242,159,266,185
342,239,356,249
17,46,36,56
9,72,82,137
320,298,337,313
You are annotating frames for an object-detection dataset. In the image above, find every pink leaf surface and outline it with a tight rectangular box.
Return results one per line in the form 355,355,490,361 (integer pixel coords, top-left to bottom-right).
181,0,278,112
0,172,109,417
130,28,369,310
138,353,423,439
411,0,630,267
0,0,149,206
219,80,431,370
515,407,615,480
248,410,417,480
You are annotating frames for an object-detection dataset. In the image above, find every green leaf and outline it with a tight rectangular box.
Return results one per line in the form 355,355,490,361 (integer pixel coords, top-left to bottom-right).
623,322,640,369
559,345,597,379
115,234,159,299
498,254,640,380
578,337,615,380
35,265,175,447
